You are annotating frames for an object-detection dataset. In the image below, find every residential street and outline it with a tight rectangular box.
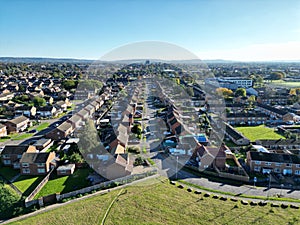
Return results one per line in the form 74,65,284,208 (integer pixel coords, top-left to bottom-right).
139,80,300,200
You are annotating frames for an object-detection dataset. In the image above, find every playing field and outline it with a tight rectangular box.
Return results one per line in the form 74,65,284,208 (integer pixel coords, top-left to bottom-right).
235,125,285,141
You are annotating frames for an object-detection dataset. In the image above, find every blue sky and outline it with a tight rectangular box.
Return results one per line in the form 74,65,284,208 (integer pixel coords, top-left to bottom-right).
1,0,300,61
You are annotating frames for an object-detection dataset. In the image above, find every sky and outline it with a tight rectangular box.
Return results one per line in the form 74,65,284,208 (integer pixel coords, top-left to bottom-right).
1,0,300,61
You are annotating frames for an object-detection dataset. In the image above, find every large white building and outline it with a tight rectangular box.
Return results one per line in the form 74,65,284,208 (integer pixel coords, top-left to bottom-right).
205,77,253,89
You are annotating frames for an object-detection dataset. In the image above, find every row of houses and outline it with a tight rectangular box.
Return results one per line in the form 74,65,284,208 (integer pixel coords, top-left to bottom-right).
1,145,56,175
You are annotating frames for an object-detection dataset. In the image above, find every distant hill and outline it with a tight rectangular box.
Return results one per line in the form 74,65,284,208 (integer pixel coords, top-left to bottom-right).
0,57,94,64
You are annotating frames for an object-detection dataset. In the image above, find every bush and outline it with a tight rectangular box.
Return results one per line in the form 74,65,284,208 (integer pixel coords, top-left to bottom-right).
127,146,140,154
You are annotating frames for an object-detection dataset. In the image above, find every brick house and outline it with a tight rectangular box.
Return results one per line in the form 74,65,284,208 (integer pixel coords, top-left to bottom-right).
45,121,74,141
247,151,300,175
5,115,29,133
226,112,268,125
0,124,7,137
20,152,56,175
1,145,37,169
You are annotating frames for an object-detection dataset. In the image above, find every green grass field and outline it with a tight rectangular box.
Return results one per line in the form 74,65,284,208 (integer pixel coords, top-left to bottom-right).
13,176,44,196
266,80,300,88
8,177,300,225
29,122,49,132
34,169,91,199
235,125,285,142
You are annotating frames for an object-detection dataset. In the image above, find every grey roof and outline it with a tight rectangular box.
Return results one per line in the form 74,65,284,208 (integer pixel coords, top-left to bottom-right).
7,115,28,125
57,164,75,171
20,152,51,163
57,121,73,132
33,138,51,146
2,145,32,155
250,151,300,164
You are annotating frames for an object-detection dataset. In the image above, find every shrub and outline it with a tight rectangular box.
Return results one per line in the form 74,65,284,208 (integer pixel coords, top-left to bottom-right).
127,146,140,154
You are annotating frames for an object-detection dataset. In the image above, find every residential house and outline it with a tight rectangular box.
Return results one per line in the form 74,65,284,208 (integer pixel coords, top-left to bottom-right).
225,123,250,146
1,145,37,169
247,151,300,175
55,100,68,112
20,152,56,175
15,105,37,118
0,124,7,137
256,103,289,120
33,138,53,151
46,121,74,141
226,112,268,125
5,115,29,133
67,114,83,129
255,139,300,150
0,92,15,102
97,154,133,180
77,108,89,121
36,106,57,118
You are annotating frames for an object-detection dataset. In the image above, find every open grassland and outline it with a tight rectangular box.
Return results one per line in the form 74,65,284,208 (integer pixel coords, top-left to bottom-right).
235,125,285,142
8,177,300,225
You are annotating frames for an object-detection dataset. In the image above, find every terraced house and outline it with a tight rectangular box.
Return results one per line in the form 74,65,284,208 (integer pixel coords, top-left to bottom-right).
247,151,300,175
5,115,29,133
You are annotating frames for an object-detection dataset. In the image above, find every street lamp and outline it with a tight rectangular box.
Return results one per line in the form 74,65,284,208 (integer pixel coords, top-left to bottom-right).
176,156,179,180
253,177,257,188
268,172,271,190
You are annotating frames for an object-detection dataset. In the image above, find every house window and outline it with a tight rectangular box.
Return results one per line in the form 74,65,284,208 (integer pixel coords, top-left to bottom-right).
265,162,272,166
275,163,282,167
17,155,22,159
296,164,300,168
3,160,11,165
3,154,10,159
37,163,45,167
37,168,45,174
22,163,29,167
60,170,66,174
286,163,292,167
274,168,281,173
295,170,300,175
255,161,261,165
22,168,30,174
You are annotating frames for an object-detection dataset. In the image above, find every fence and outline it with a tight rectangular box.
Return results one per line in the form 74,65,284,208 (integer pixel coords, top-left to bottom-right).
25,169,157,208
24,167,55,207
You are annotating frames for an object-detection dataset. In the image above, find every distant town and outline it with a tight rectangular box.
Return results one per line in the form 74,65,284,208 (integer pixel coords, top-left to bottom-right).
1,58,300,220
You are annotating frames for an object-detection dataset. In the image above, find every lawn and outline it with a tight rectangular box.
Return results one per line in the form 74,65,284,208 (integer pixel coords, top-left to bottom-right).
13,175,44,196
8,176,300,225
0,167,20,181
34,168,91,199
10,133,33,141
29,122,50,132
266,80,300,88
235,125,285,142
